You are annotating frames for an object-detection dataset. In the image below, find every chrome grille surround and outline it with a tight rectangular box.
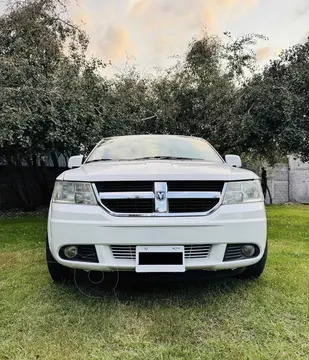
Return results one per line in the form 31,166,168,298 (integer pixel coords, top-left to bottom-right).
111,245,212,260
92,181,227,217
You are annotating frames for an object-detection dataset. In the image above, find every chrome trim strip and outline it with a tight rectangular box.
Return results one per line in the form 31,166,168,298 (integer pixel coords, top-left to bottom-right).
167,191,220,199
99,192,154,199
91,183,227,217
99,191,220,200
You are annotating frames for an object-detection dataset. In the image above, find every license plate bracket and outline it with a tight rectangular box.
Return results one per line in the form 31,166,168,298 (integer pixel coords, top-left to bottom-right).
136,246,185,273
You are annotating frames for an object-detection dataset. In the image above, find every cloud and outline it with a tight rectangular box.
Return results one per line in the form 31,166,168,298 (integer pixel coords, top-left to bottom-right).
98,26,136,62
256,46,272,61
256,46,281,62
293,3,309,18
130,0,150,15
299,31,309,44
200,0,258,24
70,0,93,29
216,0,258,7
132,0,258,33
200,7,221,33
132,0,259,60
68,0,259,75
153,34,173,54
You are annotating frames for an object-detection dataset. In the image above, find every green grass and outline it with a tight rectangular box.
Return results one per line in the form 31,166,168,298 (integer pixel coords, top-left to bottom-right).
1,205,309,360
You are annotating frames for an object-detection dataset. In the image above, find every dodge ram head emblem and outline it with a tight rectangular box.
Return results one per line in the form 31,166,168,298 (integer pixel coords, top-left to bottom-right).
155,191,166,201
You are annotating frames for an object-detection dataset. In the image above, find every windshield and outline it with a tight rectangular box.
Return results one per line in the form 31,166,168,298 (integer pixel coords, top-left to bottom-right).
85,135,223,163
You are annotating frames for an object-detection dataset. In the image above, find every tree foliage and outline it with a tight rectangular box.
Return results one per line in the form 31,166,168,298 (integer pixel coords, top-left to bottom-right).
0,0,106,208
233,39,309,163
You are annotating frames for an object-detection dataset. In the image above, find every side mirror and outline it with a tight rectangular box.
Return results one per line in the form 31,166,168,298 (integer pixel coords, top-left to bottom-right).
68,155,84,169
225,154,242,168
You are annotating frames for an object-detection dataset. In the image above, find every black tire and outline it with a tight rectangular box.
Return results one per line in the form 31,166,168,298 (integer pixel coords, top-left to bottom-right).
46,236,73,282
238,242,268,279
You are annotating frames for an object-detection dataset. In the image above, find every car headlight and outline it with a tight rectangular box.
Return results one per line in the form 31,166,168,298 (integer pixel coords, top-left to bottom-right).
52,181,97,205
223,180,263,205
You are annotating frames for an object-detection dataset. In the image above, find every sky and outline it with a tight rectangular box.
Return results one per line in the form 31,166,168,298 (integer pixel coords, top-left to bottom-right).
69,0,309,77
2,0,309,76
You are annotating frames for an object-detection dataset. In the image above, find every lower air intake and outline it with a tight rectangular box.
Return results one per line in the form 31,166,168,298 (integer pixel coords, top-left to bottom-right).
111,245,211,260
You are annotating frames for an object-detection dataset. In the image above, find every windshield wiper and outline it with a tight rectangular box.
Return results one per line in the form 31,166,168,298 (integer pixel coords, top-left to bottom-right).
86,159,122,163
86,156,206,163
130,156,205,161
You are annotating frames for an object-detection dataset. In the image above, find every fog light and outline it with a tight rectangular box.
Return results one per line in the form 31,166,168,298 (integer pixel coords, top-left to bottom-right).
241,245,255,257
64,245,78,259
242,245,255,257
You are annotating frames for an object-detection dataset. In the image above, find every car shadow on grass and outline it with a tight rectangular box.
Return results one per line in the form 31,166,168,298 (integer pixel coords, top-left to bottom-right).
52,269,257,305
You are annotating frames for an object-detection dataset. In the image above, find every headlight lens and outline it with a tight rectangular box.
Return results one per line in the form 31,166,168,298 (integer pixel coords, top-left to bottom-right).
52,181,97,205
223,180,263,205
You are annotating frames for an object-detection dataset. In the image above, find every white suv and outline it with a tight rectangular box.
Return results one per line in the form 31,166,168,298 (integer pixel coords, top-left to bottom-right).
46,135,267,282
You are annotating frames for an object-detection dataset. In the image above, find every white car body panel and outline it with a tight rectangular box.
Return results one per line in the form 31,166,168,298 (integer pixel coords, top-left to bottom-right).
59,161,258,182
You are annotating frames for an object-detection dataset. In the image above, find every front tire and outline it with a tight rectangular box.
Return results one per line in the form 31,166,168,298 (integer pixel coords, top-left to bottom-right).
46,236,73,282
238,242,268,279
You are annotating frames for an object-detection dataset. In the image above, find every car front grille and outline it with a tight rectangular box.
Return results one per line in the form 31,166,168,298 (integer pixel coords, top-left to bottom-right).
168,198,219,213
167,181,224,192
110,245,137,259
102,199,153,213
96,181,224,193
96,181,153,193
184,244,212,258
111,245,211,260
94,181,224,216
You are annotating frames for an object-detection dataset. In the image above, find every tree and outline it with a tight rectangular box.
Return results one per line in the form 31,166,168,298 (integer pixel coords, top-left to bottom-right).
143,32,265,156
234,39,309,163
101,66,156,138
0,0,106,209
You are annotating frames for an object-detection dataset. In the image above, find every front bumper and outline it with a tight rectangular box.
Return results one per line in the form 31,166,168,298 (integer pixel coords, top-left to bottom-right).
48,202,267,272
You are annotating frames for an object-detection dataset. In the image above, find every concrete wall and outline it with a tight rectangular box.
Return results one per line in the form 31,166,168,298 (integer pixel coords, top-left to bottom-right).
288,157,309,203
266,164,289,204
265,156,309,204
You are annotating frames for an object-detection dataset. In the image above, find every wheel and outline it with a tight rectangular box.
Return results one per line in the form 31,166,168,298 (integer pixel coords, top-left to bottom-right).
238,242,268,279
46,236,73,282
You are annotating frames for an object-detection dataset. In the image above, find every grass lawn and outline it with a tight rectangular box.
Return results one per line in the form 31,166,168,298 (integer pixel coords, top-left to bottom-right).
1,205,309,360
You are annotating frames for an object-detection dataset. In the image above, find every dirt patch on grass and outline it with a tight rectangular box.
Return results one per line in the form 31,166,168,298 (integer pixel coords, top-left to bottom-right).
0,251,23,269
0,250,40,270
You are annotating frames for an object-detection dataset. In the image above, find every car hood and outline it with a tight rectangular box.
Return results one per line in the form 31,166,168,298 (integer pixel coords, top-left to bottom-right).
58,160,259,182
